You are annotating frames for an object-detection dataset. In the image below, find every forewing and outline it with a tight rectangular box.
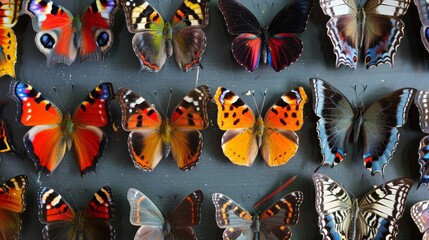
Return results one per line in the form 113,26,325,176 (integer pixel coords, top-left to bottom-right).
0,0,20,78
411,200,429,235
310,78,354,167
170,190,203,228
23,0,77,65
358,178,413,239
418,136,429,187
415,0,429,52
269,0,312,34
415,90,429,133
127,188,164,227
217,0,261,35
362,88,415,175
171,0,209,28
80,0,119,62
313,173,352,239
38,187,75,224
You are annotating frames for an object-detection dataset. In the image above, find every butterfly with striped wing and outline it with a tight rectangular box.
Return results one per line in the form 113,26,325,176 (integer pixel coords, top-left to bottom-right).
411,200,429,240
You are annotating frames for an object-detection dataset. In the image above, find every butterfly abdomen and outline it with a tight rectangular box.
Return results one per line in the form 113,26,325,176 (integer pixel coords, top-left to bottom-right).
256,116,264,148
161,119,172,158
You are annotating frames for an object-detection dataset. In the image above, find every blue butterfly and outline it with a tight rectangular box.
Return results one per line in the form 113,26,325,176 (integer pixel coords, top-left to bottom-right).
310,78,415,175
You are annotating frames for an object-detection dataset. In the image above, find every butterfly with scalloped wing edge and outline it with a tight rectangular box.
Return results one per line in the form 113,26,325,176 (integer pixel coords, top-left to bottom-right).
310,78,415,176
320,0,410,69
217,0,312,72
0,0,20,78
414,90,429,188
0,175,28,240
212,191,303,240
128,188,203,240
411,200,429,240
38,186,115,240
120,0,210,72
22,0,119,66
214,86,307,167
313,173,412,240
116,85,211,171
9,81,114,176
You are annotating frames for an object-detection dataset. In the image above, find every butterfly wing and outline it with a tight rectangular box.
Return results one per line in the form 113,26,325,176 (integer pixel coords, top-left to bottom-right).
415,0,429,52
70,83,114,176
117,88,164,171
259,191,303,240
127,188,164,239
218,0,262,72
362,88,415,175
309,78,354,168
0,119,13,153
261,87,307,166
23,0,77,65
320,0,359,68
170,85,211,170
169,190,203,239
214,87,258,166
363,0,410,68
418,136,429,188
267,0,312,71
358,178,412,239
313,173,352,239
0,175,28,240
79,0,119,62
0,0,20,78
212,193,254,240
411,200,429,239
415,90,429,133
9,81,67,175
121,0,167,72
171,0,209,71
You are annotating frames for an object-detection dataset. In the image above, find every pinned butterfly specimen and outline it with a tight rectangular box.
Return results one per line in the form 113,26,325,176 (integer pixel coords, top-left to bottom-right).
414,0,429,53
414,90,429,188
314,173,412,239
38,186,115,240
116,85,211,171
212,191,303,239
214,86,308,167
310,78,415,175
9,81,114,176
127,188,203,239
411,200,429,240
23,0,119,66
217,0,312,72
320,0,410,68
0,175,28,240
120,0,210,72
0,0,21,78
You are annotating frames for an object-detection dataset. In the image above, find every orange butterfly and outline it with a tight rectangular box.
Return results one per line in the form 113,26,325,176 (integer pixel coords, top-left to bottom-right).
116,85,211,171
214,87,307,166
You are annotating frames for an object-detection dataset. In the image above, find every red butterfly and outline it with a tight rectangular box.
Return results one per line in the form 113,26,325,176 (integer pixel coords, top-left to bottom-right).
38,186,115,240
23,0,119,66
0,175,28,240
9,81,114,176
116,85,211,171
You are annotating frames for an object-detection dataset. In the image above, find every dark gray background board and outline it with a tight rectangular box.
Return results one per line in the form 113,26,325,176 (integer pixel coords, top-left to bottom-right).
0,0,428,239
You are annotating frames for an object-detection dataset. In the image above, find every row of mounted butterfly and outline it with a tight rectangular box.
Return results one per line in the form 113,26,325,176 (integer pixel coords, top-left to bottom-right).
1,78,428,182
2,173,429,239
0,0,428,78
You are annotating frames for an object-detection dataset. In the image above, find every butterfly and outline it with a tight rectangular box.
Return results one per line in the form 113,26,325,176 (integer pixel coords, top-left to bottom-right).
38,186,115,240
411,200,429,240
116,85,211,171
414,90,429,188
313,173,412,240
127,188,203,239
0,0,20,78
414,0,429,53
9,81,114,176
23,0,119,66
0,175,28,240
212,191,303,239
120,0,210,72
310,78,415,175
217,0,312,72
320,0,410,68
213,86,307,167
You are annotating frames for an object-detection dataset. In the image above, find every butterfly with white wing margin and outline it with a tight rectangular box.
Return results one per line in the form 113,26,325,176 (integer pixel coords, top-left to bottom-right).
313,173,412,240
320,0,410,68
411,200,429,240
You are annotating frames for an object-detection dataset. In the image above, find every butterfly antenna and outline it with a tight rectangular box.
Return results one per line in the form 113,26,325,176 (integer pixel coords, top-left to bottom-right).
153,91,166,118
253,175,297,209
359,85,368,108
166,88,173,116
53,87,67,113
260,89,267,114
252,90,260,116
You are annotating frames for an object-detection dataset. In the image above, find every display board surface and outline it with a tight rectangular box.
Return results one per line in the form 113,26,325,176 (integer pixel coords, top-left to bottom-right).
0,0,428,239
